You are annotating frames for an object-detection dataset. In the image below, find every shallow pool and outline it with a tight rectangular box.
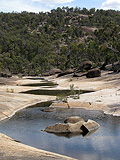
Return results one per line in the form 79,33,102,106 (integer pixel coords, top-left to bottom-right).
0,104,120,160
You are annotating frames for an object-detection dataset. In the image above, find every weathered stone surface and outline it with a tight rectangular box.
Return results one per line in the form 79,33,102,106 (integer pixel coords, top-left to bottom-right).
44,121,83,133
86,68,101,78
0,133,75,160
73,72,86,77
0,71,120,160
50,102,69,108
68,121,84,133
42,72,50,76
105,64,113,71
64,116,84,124
81,119,100,133
57,69,74,77
112,61,120,72
0,71,12,77
45,123,70,133
41,107,55,112
49,68,62,75
80,61,92,70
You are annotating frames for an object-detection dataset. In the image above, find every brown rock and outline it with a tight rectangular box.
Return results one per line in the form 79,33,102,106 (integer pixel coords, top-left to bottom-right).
44,121,84,133
57,69,74,77
112,61,120,72
86,68,101,78
49,68,62,75
41,107,55,112
64,116,84,124
0,71,12,77
81,119,100,133
80,61,92,70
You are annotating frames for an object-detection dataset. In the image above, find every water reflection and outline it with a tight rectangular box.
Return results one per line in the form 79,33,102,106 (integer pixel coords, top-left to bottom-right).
0,105,120,160
20,82,58,87
48,129,99,138
21,89,93,96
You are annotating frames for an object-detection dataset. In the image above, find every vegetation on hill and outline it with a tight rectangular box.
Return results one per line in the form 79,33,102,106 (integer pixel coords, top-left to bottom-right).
0,7,120,75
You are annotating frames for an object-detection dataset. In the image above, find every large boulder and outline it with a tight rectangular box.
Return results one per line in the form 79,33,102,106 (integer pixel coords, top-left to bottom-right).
86,68,101,78
64,116,84,124
80,61,92,70
44,121,84,133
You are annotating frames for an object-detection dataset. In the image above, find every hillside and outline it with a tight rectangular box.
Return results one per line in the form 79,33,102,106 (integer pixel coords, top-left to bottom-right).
0,7,120,75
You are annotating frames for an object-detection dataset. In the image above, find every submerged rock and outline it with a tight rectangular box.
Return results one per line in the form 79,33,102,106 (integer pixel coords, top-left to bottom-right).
41,107,56,112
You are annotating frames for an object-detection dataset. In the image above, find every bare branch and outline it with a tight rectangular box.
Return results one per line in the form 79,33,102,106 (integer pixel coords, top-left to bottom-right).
106,43,119,53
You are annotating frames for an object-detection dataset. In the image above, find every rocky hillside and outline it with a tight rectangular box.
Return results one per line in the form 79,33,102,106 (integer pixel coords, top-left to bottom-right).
0,8,120,75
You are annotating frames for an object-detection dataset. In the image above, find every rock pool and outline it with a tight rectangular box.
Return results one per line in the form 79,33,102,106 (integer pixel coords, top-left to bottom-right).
0,103,120,160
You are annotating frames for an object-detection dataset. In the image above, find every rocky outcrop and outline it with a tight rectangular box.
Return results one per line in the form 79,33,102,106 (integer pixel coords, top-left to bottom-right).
80,61,92,70
64,116,84,124
49,68,62,75
112,61,120,72
42,68,62,76
57,69,74,77
81,119,100,133
86,68,101,78
44,121,83,133
42,71,50,76
44,116,100,135
0,71,12,77
73,72,86,77
104,64,113,71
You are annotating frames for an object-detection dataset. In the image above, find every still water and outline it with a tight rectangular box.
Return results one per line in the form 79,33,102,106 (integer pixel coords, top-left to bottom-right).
0,104,120,160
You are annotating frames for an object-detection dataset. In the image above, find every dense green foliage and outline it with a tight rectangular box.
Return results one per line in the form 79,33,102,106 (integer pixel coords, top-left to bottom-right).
0,7,120,75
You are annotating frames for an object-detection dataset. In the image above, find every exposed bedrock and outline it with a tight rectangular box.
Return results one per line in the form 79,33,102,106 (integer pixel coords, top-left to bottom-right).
81,119,100,133
44,121,83,133
64,116,84,124
44,116,100,135
86,68,101,78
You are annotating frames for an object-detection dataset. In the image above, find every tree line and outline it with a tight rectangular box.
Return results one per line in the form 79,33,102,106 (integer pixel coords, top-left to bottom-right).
0,7,120,75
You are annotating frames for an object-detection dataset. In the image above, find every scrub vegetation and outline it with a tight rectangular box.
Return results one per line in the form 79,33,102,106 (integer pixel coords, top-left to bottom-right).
0,7,120,75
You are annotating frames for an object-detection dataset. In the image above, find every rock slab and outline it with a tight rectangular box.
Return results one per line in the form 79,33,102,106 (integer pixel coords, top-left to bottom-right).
44,116,100,134
44,121,83,133
81,119,100,133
